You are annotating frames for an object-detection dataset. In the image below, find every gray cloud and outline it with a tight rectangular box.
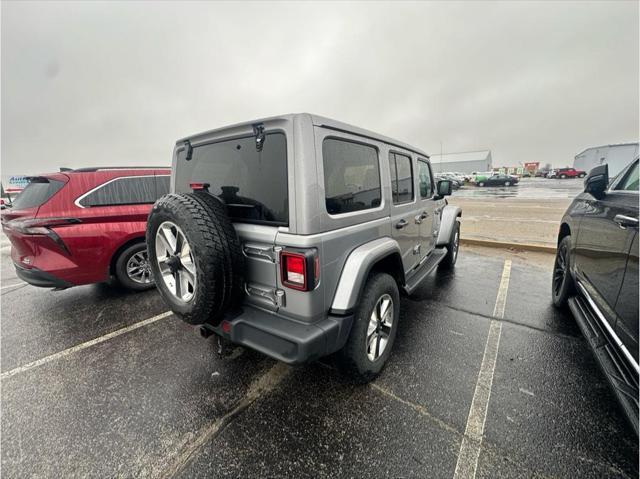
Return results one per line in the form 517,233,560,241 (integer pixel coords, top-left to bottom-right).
2,0,638,182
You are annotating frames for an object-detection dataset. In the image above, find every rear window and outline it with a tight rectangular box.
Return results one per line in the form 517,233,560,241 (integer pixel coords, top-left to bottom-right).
323,138,381,215
78,176,164,207
175,132,288,225
156,175,170,196
11,178,65,210
389,153,414,204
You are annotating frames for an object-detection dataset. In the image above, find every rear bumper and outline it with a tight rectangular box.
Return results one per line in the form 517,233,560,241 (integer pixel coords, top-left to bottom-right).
14,263,73,289
209,306,354,365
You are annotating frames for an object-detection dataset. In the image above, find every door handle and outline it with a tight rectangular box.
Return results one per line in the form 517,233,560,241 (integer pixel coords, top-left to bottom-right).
420,211,429,219
614,214,639,229
414,214,422,224
395,219,408,229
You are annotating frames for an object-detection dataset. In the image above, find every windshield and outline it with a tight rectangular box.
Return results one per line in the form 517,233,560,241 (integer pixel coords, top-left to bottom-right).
175,132,288,225
11,177,65,210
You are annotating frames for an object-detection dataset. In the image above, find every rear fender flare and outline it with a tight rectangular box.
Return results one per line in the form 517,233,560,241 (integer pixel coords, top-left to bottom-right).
436,205,462,246
330,237,403,315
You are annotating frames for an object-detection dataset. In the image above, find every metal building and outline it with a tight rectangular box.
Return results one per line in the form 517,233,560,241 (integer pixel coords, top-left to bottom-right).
573,142,638,177
430,150,492,174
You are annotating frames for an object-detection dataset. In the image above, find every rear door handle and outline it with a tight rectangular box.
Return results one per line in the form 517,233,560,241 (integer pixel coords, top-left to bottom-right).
395,219,408,229
420,211,429,219
614,214,639,229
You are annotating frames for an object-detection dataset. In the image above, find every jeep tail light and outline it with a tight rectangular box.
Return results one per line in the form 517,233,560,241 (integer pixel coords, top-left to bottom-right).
280,250,318,291
190,182,210,191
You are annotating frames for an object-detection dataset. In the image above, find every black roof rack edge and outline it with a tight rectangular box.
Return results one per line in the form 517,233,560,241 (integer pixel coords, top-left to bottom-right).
69,166,171,172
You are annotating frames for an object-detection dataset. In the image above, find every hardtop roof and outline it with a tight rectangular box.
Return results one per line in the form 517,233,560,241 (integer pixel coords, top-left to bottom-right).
177,113,430,159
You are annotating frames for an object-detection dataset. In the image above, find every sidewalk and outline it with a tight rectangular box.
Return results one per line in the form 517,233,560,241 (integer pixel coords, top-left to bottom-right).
448,197,570,249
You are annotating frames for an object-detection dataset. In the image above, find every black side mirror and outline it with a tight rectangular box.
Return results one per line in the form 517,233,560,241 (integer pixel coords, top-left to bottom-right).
584,164,609,197
436,180,453,198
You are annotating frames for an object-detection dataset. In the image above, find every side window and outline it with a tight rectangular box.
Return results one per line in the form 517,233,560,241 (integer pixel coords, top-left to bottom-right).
615,161,639,191
79,176,157,207
389,152,414,204
155,175,170,198
418,160,433,199
323,138,381,215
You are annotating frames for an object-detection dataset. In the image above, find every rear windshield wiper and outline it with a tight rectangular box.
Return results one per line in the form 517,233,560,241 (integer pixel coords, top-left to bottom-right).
253,123,265,151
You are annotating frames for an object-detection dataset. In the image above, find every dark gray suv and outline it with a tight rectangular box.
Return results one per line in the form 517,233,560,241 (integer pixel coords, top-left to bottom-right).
553,157,639,433
147,114,461,381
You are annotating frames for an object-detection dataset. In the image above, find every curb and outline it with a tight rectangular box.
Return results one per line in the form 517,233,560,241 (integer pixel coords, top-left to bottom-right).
460,237,556,254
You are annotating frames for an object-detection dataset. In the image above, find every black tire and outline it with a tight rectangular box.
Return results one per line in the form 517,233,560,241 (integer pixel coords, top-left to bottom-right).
478,182,485,187
146,193,244,325
552,235,575,308
114,242,155,292
504,181,511,186
335,273,400,383
578,173,586,178
560,174,567,179
440,220,460,269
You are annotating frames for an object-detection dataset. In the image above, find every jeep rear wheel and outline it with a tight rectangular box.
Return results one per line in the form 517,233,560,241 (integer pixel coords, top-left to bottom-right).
146,193,244,325
335,273,399,383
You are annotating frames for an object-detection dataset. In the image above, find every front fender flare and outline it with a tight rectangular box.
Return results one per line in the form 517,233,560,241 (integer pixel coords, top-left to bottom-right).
436,205,462,246
330,237,403,315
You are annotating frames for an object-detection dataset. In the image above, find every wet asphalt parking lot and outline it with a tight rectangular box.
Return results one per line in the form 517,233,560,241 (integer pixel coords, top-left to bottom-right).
1,240,638,478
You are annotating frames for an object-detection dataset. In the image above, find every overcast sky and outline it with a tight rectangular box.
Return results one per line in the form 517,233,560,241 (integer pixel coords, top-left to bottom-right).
2,1,638,181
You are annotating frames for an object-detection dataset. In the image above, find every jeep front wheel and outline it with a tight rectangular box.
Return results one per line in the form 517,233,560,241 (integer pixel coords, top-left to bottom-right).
335,273,399,383
440,220,460,269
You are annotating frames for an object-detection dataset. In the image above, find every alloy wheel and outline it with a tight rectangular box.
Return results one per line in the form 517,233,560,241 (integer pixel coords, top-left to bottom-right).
366,294,394,361
155,221,196,302
126,250,153,284
553,243,568,296
452,229,460,262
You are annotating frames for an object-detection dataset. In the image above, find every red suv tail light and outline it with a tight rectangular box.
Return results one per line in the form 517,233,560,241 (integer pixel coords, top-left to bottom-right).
280,249,319,291
6,217,81,234
4,217,81,255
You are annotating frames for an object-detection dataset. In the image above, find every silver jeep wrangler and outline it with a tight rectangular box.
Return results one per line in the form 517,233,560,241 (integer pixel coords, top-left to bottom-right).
147,114,461,381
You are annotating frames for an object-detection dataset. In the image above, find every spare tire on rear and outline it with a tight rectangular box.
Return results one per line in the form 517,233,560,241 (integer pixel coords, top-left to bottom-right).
146,192,244,325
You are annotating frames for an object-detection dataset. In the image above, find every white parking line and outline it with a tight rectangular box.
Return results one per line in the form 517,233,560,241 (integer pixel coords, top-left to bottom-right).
453,259,511,479
1,282,26,290
0,311,173,380
158,361,291,478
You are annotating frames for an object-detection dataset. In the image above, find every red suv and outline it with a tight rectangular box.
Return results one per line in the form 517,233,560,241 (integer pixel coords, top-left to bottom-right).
551,167,587,179
1,167,170,290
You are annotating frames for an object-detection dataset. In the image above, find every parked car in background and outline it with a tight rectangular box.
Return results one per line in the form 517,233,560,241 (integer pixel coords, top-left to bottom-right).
1,167,170,290
550,167,587,179
535,169,550,177
475,174,519,187
436,173,462,189
470,171,494,183
552,158,639,434
442,172,466,184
